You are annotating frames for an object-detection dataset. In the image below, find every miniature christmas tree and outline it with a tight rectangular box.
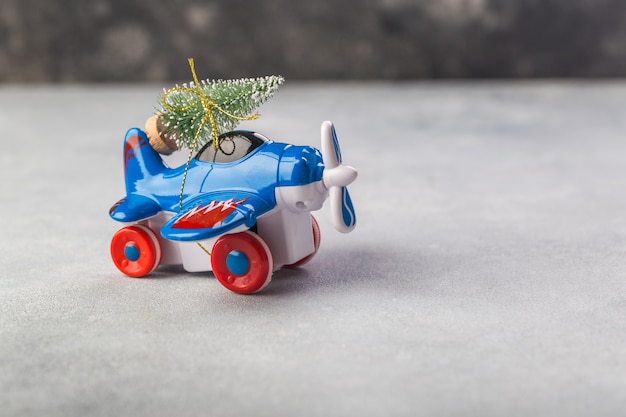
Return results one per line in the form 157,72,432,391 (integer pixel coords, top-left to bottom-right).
145,59,284,154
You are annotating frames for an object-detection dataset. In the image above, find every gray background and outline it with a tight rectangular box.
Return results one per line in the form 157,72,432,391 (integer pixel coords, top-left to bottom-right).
3,0,626,81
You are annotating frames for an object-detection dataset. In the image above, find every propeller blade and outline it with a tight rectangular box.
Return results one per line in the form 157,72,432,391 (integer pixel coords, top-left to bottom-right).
321,121,339,169
330,186,356,233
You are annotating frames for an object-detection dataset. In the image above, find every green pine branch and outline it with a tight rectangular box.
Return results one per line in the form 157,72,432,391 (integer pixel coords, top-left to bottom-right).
158,75,284,150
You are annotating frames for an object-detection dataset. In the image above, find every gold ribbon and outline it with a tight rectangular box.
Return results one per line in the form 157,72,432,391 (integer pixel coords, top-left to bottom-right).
160,58,260,214
161,58,259,257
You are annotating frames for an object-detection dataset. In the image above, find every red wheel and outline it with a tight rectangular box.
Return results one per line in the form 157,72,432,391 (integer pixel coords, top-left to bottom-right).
211,231,273,294
287,215,321,268
110,225,161,277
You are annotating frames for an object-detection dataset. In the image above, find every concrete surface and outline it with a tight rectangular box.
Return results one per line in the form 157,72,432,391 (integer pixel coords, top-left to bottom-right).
1,82,626,416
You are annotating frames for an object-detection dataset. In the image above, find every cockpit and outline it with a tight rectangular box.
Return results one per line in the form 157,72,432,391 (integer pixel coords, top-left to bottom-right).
195,131,269,163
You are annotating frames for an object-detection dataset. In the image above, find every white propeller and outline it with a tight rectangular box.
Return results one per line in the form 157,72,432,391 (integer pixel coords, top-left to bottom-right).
321,121,357,233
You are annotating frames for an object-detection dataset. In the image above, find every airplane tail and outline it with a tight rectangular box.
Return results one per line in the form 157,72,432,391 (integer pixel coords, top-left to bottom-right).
122,128,168,193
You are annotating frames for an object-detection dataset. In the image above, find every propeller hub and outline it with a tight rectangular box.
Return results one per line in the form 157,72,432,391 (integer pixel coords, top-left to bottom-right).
323,165,358,189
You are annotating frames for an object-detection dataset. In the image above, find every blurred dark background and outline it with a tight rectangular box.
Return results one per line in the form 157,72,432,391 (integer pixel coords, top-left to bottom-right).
2,0,626,82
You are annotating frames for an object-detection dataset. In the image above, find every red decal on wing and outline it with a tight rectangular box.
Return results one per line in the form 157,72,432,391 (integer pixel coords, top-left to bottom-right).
172,198,248,229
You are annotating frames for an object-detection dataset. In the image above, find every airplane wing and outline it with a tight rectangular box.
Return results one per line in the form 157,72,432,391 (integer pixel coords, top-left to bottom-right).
160,191,275,241
109,194,161,222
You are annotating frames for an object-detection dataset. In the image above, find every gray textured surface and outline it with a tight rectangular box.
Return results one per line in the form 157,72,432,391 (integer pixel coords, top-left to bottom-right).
1,82,626,416
3,0,626,81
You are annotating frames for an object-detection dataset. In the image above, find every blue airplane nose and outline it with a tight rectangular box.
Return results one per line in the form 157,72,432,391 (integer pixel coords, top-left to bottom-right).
277,145,324,186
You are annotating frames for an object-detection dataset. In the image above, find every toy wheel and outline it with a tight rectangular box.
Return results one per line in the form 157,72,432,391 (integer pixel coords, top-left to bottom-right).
211,231,273,294
110,225,161,278
287,215,321,268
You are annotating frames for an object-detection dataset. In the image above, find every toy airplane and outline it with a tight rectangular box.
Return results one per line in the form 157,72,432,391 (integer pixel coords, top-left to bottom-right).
109,121,357,294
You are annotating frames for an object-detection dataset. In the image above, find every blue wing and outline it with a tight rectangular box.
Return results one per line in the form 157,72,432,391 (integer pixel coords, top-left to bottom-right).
160,191,275,241
110,194,161,222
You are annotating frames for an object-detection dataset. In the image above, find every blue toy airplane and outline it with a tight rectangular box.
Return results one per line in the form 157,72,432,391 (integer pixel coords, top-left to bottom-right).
109,121,357,293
